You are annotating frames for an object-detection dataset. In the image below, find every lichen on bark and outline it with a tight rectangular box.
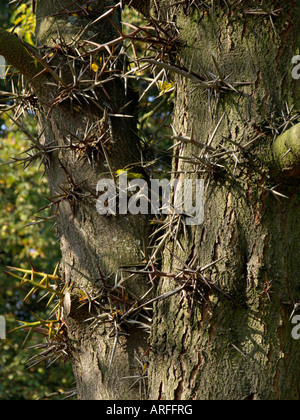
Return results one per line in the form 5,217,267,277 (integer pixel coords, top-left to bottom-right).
272,123,300,176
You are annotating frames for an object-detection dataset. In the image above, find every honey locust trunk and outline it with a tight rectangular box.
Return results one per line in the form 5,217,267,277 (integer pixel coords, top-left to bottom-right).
33,1,150,400
147,0,300,400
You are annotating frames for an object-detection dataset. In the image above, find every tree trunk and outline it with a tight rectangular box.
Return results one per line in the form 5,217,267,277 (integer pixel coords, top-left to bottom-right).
34,0,151,400
1,0,300,400
148,0,300,400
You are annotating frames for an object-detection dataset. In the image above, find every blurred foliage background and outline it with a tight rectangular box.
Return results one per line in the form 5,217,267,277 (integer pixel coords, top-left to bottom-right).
0,0,173,400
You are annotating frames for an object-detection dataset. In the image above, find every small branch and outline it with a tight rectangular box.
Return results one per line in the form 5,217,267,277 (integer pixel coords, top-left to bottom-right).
139,94,169,129
0,28,46,92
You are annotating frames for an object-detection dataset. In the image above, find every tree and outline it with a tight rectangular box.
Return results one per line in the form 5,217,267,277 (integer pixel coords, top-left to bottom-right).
1,0,300,400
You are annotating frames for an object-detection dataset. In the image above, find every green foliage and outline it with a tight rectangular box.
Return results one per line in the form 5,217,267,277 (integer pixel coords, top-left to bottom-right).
11,1,36,45
0,330,72,400
0,116,56,264
0,115,75,400
0,0,13,30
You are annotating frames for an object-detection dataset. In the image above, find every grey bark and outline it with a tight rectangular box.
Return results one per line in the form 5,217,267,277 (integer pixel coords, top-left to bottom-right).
148,0,300,400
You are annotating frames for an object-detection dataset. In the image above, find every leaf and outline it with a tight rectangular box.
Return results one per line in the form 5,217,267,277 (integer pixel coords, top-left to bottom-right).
115,168,144,179
158,81,174,96
91,62,99,72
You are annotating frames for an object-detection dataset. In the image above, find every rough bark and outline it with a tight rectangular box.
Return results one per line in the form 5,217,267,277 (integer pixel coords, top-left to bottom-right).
33,0,151,400
148,1,300,400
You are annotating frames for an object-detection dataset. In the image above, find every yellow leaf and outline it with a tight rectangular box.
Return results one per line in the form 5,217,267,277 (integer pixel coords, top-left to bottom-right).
77,290,87,300
91,63,99,72
115,169,144,179
158,81,174,95
116,169,127,176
